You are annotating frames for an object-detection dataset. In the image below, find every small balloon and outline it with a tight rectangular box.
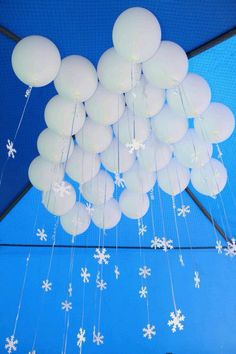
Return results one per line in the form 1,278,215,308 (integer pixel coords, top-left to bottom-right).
119,189,149,219
92,199,121,229
123,161,156,193
60,202,91,236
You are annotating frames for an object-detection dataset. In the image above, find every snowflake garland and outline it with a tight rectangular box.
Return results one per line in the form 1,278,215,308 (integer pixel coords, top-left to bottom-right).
215,240,223,254
77,328,86,348
150,236,173,252
138,224,147,236
114,173,125,188
114,265,120,280
139,286,148,299
36,228,47,241
93,248,110,265
93,327,104,346
168,309,185,333
126,139,145,154
52,181,71,197
96,274,107,291
139,266,151,279
68,283,72,297
5,335,18,353
194,271,200,288
61,300,72,312
6,140,16,159
80,267,91,283
179,254,185,267
42,279,52,292
224,238,236,257
177,205,190,218
143,324,156,340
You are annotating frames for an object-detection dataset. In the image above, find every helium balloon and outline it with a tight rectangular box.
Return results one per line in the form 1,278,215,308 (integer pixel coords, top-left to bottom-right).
66,145,100,184
75,118,113,153
137,134,172,172
157,158,190,196
92,198,121,229
12,35,61,87
43,181,76,216
142,41,188,89
85,83,125,125
100,138,135,173
123,161,156,193
37,128,74,163
119,189,149,219
174,128,213,168
194,102,235,143
191,158,227,196
112,7,161,63
60,202,91,236
54,55,97,101
45,95,85,136
151,104,188,144
113,107,151,146
28,156,64,191
166,73,211,118
97,47,141,93
125,75,165,118
80,170,114,205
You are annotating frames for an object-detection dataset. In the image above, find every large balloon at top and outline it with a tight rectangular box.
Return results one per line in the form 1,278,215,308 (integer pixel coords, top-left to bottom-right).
54,55,97,101
97,48,141,93
142,41,188,89
167,73,211,118
119,189,150,219
112,7,161,63
60,202,91,236
12,35,61,87
194,102,235,143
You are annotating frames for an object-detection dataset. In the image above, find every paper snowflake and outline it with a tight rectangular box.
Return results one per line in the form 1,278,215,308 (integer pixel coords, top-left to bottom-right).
177,205,190,218
150,237,173,252
126,139,145,154
61,300,72,312
5,335,18,353
80,267,91,283
6,140,16,159
36,228,47,241
225,238,236,257
77,328,86,348
139,266,151,279
194,271,200,288
52,181,71,197
114,173,125,188
139,286,148,299
93,327,104,346
138,224,147,236
143,324,156,340
96,276,107,291
179,254,185,267
68,283,72,297
215,240,223,254
150,236,163,249
85,202,94,215
42,279,52,292
168,309,185,333
114,265,120,280
93,248,110,265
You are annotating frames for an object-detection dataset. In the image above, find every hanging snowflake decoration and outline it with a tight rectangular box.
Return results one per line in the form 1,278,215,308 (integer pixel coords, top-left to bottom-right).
68,283,72,297
138,224,147,236
150,237,173,252
224,238,236,257
114,173,125,188
143,324,156,340
93,248,110,265
77,328,86,348
52,181,71,197
177,205,190,218
61,300,72,312
139,286,148,299
150,236,163,250
126,139,145,154
36,228,47,241
194,271,200,288
80,267,91,283
42,279,52,292
96,274,107,291
114,265,120,280
215,240,223,254
93,327,104,346
168,309,185,333
85,203,94,215
5,335,18,353
6,140,16,159
139,266,151,279
179,254,185,267
150,188,155,201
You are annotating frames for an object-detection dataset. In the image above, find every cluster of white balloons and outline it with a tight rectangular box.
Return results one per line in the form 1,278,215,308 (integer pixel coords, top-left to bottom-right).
12,7,235,236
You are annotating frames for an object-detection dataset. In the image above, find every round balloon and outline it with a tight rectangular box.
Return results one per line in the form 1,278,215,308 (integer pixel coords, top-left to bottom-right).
37,128,74,163
112,7,161,63
75,118,113,153
43,181,76,216
100,138,135,173
125,75,165,118
142,41,188,89
166,73,211,118
45,95,85,136
12,35,61,87
119,189,149,219
194,102,235,143
191,158,227,196
157,158,190,196
174,129,213,168
151,104,188,144
137,134,172,172
97,47,141,93
85,83,125,125
92,199,121,229
66,145,100,184
60,202,91,236
54,55,97,101
80,170,114,205
123,161,156,193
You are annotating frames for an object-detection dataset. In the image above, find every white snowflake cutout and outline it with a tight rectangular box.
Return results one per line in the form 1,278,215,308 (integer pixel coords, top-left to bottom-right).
114,173,125,188
224,238,236,257
177,205,190,218
93,248,110,265
77,328,86,348
150,237,173,252
143,324,156,340
5,335,18,353
139,286,148,299
42,279,52,292
138,224,147,236
6,140,16,159
215,240,223,254
80,267,91,283
61,300,72,312
36,228,47,241
93,327,104,346
114,265,120,280
126,139,145,154
150,236,163,250
139,266,151,279
194,271,200,288
52,181,71,197
96,274,107,291
168,309,185,333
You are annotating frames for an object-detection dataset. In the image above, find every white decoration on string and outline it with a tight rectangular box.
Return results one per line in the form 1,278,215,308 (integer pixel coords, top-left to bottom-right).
114,173,125,188
139,286,148,298
93,327,104,346
5,335,18,353
139,266,151,279
93,248,110,265
6,140,17,159
36,228,47,241
143,324,156,340
224,238,236,257
96,274,107,291
114,265,120,280
85,203,94,215
126,139,145,154
177,205,190,218
61,300,72,312
52,181,71,197
80,267,91,283
150,237,173,252
42,279,52,292
179,254,185,267
28,351,36,354
150,189,155,200
194,271,200,288
168,309,185,333
68,283,72,297
150,236,163,249
25,86,32,98
77,328,86,349
216,144,223,159
215,240,223,254
138,224,147,236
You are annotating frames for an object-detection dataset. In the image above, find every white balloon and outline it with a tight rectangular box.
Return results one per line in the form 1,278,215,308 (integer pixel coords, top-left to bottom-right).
45,95,85,136
12,35,61,87
100,138,135,173
60,202,91,236
194,102,235,143
167,73,211,118
137,134,172,172
92,199,121,229
28,156,64,191
157,158,190,196
37,128,74,163
54,55,97,101
119,189,149,219
112,7,161,63
113,108,151,146
151,104,188,144
142,41,188,89
174,129,213,168
43,181,76,216
123,161,156,193
85,83,125,125
125,75,165,118
80,170,114,205
75,118,112,153
66,145,100,184
191,158,227,196
97,47,141,93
